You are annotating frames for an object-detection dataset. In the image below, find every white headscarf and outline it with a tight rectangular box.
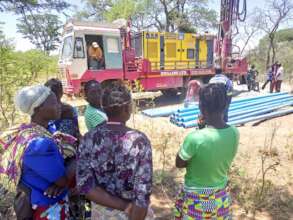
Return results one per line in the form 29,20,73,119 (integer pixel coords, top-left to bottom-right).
15,85,51,116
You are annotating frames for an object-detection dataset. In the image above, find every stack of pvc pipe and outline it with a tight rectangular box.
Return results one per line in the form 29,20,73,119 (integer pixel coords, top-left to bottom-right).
170,92,293,128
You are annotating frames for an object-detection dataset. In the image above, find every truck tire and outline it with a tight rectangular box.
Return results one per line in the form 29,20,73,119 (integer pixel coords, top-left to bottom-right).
237,75,247,85
161,89,178,98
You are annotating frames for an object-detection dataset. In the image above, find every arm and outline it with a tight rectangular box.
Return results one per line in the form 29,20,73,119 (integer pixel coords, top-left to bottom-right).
85,187,128,211
131,135,153,220
76,134,129,211
175,133,198,169
176,154,188,168
129,205,147,220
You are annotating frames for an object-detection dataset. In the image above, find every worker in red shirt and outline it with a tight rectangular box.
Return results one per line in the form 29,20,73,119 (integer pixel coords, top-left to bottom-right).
184,80,201,108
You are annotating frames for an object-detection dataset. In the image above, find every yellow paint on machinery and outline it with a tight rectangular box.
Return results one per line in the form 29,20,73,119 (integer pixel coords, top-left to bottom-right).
136,31,215,71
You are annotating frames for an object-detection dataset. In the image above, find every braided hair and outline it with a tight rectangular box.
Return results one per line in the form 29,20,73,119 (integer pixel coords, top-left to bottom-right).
199,83,227,114
102,80,131,117
84,80,101,95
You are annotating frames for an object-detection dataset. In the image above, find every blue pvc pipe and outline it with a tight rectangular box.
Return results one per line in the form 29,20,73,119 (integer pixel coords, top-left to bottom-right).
182,104,293,128
178,97,293,123
176,92,288,113
228,108,293,126
230,92,287,104
229,102,293,122
229,95,292,111
173,93,290,117
229,98,293,118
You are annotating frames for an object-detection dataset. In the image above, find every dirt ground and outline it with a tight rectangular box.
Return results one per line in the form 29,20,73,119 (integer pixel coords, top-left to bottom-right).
76,94,293,219
75,83,293,220
129,114,293,220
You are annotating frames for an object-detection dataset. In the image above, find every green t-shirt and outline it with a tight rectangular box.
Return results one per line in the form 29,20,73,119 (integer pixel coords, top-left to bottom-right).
179,126,239,190
84,105,108,131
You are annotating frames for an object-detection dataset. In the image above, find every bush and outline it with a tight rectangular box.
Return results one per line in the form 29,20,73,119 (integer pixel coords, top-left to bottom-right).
0,36,58,130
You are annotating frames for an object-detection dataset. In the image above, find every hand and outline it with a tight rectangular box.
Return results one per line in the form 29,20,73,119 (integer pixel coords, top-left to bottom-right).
124,203,133,216
44,184,64,198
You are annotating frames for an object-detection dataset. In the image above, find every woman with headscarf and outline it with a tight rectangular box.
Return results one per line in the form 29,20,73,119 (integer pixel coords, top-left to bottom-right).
0,85,74,220
0,85,128,220
77,80,154,220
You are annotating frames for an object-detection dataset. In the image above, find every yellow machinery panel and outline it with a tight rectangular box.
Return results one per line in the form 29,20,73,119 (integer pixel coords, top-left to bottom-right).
164,32,182,70
140,31,214,71
181,33,196,69
198,38,208,68
143,32,160,70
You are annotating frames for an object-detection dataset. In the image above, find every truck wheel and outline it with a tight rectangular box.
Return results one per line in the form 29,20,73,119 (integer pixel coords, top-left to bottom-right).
237,75,247,85
161,89,178,97
179,87,187,101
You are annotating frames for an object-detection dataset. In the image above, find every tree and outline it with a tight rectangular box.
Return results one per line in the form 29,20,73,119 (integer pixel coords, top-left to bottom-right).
233,9,263,56
0,24,58,129
76,0,217,32
1,1,70,54
16,13,62,54
248,28,293,81
256,0,293,68
0,0,69,13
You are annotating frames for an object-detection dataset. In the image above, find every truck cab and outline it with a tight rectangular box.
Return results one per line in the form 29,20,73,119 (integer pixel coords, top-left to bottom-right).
58,20,125,94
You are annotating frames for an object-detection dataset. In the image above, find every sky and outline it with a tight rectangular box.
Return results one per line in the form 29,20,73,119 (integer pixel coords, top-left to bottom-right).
0,0,83,51
0,0,290,52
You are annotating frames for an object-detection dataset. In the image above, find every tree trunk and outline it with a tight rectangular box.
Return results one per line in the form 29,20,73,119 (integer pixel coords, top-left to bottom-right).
266,34,275,68
266,43,272,69
271,41,277,64
160,0,170,31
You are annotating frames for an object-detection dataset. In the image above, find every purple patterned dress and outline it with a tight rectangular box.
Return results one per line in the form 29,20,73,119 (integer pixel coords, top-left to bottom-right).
76,123,153,219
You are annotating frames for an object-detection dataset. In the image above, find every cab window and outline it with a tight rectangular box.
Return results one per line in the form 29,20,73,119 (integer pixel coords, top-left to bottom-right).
74,37,85,58
106,37,119,53
61,36,73,59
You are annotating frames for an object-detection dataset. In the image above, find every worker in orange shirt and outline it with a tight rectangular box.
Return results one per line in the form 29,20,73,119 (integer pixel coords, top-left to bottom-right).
88,42,104,70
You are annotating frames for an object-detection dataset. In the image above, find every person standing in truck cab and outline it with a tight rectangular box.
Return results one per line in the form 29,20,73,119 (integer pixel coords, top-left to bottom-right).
88,42,104,70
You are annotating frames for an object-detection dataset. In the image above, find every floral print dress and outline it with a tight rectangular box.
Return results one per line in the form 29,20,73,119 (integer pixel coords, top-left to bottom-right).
76,123,153,220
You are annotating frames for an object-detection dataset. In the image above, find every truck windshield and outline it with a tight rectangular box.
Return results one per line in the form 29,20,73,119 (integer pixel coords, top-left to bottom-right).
61,36,73,60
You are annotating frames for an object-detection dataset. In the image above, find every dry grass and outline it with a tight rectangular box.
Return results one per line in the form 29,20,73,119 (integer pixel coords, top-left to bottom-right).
121,113,293,220
80,109,293,219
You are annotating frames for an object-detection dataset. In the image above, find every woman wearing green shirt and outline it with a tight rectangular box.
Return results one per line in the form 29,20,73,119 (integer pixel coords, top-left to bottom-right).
174,83,239,219
84,80,108,131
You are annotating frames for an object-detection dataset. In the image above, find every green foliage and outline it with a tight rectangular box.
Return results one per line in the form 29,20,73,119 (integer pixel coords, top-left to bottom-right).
275,28,293,42
0,29,58,130
16,13,62,54
248,28,293,81
105,0,137,21
259,28,293,46
77,0,217,32
0,0,69,13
